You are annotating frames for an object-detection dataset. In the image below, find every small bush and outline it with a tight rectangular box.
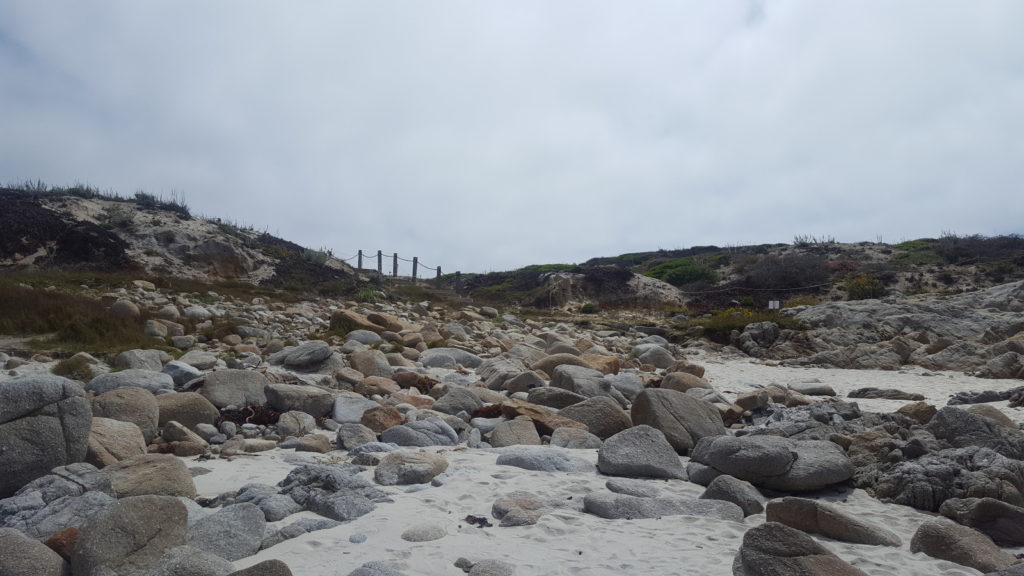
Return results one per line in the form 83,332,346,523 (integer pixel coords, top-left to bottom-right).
579,302,599,314
52,356,95,381
355,287,379,303
689,309,806,345
783,295,821,308
646,258,717,286
845,274,886,300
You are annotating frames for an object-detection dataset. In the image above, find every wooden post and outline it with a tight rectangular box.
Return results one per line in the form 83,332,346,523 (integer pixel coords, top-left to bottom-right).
357,250,363,270
436,266,442,288
455,271,462,295
412,257,418,284
377,250,383,277
392,253,398,277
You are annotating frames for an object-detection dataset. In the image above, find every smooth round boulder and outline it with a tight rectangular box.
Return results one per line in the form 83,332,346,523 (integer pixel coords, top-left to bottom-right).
558,396,632,440
87,369,174,395
374,451,448,485
0,375,92,497
103,453,197,498
156,392,220,430
0,527,67,576
910,517,1018,573
691,435,854,492
734,522,869,576
90,386,160,444
198,369,268,408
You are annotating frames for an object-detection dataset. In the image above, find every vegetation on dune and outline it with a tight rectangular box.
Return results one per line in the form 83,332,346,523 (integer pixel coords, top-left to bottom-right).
0,279,161,355
690,309,806,345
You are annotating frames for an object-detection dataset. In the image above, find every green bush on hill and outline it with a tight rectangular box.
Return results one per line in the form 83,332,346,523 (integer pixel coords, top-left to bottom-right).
645,258,717,287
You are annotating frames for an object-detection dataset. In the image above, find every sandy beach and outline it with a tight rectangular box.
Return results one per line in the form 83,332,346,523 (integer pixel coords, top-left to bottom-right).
181,356,1024,576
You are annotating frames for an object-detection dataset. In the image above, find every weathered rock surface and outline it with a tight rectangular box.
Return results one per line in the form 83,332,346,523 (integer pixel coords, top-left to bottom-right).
690,435,854,491
630,388,725,454
198,370,269,408
733,522,869,576
90,386,160,445
374,452,448,485
910,517,1018,573
597,425,686,480
583,492,743,521
766,497,902,546
0,375,93,497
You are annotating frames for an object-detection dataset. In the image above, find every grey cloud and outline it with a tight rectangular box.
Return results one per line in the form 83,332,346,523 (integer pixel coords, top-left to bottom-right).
1,1,1021,273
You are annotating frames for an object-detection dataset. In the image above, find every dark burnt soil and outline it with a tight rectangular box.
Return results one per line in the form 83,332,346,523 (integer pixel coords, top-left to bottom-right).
0,189,136,271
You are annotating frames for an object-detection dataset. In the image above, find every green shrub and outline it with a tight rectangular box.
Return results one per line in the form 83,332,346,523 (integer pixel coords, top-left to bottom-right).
646,258,717,286
52,356,95,381
355,287,379,303
689,308,806,345
579,302,599,314
0,280,156,354
845,274,886,300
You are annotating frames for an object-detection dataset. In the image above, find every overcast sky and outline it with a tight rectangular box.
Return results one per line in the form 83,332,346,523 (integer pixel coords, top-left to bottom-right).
1,2,1021,274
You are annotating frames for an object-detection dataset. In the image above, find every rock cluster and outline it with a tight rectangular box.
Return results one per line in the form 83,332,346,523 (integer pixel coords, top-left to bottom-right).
1,278,1022,575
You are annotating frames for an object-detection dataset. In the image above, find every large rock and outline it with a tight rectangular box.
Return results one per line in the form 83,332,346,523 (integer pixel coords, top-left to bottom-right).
228,560,294,576
186,502,266,562
71,495,187,576
494,446,595,473
910,517,1018,573
526,387,588,410
199,370,269,408
348,350,394,378
373,451,448,485
597,425,686,480
927,406,1024,459
432,387,483,416
276,411,317,437
583,492,742,521
276,340,333,369
265,384,335,417
549,427,603,449
939,497,1024,546
699,474,765,517
630,388,725,454
161,360,203,387
733,522,869,576
489,418,542,447
550,365,626,406
103,453,197,498
90,386,160,444
659,372,712,393
690,435,854,491
156,392,220,430
87,369,174,395
766,497,901,546
86,417,148,468
500,398,588,436
113,349,165,371
333,395,381,424
0,463,115,539
0,527,67,576
0,375,92,497
559,396,632,440
379,417,459,447
420,347,483,369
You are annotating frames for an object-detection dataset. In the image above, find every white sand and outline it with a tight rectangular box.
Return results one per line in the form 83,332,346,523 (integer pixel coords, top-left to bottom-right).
185,357,1024,576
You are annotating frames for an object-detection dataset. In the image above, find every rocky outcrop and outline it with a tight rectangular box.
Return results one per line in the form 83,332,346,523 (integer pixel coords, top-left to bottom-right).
736,281,1024,378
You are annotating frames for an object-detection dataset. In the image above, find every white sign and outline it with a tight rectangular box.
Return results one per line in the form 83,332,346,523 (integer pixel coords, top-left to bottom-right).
768,300,780,310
